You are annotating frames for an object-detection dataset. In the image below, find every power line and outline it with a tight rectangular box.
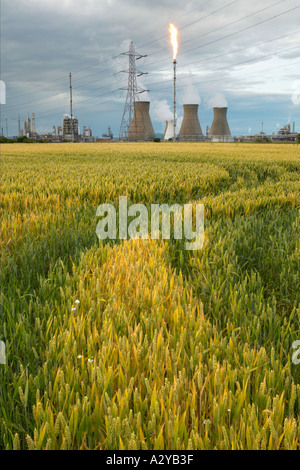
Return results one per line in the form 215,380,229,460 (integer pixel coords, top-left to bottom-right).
141,2,300,70
6,2,299,114
6,53,300,129
5,1,294,107
136,0,241,50
178,0,287,50
4,0,286,108
180,3,300,57
145,44,300,91
3,0,300,132
144,28,300,77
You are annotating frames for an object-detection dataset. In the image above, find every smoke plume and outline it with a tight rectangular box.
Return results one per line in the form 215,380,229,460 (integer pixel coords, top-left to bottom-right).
207,93,228,109
291,80,300,105
151,99,173,122
180,76,201,105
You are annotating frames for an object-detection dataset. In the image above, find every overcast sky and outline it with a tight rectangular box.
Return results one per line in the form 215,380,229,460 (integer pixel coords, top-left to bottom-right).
1,0,300,137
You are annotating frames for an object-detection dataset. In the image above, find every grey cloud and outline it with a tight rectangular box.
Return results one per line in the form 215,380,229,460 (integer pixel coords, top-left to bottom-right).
1,0,300,136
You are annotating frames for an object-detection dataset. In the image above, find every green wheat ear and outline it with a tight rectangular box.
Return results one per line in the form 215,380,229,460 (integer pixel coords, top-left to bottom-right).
0,142,299,450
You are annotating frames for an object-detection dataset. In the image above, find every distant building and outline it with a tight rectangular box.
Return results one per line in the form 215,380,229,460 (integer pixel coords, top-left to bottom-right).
62,114,79,140
24,116,31,136
274,122,297,141
102,126,113,140
82,126,90,137
81,125,95,142
22,113,38,139
278,123,292,136
32,113,36,134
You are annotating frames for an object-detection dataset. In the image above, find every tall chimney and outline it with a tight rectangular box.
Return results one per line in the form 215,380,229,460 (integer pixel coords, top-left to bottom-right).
179,104,204,141
31,112,35,134
163,120,175,141
209,107,232,141
128,101,155,141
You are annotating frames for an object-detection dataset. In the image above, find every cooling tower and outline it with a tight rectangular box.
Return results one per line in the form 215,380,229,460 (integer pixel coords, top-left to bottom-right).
163,120,175,141
128,101,155,141
179,104,204,141
209,107,233,142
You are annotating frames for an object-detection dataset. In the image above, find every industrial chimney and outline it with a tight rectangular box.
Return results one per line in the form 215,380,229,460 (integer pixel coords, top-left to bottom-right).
32,112,35,134
209,107,233,142
163,120,175,141
179,104,204,141
128,101,155,141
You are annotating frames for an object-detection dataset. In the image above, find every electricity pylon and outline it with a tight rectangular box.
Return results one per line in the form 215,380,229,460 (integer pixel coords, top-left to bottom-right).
118,41,148,141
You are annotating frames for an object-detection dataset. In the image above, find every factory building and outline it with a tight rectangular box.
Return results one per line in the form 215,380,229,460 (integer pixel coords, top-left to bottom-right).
273,122,298,141
62,114,79,140
24,116,31,136
82,125,95,142
82,126,92,138
102,126,113,140
31,113,35,134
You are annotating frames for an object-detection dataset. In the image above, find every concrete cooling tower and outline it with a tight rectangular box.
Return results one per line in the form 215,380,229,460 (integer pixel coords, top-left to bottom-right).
128,101,155,141
209,107,233,142
163,120,175,141
179,104,204,141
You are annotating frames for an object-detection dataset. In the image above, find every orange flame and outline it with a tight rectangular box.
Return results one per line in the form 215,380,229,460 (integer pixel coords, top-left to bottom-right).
169,23,178,60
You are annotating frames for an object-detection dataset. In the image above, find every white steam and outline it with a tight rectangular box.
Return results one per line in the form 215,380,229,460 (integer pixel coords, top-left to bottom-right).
207,93,228,109
291,80,300,105
176,116,183,133
180,77,201,105
151,99,173,122
151,100,183,134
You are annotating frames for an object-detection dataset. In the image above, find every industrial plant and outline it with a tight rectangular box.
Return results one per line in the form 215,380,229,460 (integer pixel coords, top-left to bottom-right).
15,112,100,143
8,104,298,144
116,39,298,143
4,34,298,144
18,113,38,139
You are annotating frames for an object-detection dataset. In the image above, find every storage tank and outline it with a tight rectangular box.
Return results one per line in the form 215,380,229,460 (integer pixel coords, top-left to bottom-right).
128,101,155,141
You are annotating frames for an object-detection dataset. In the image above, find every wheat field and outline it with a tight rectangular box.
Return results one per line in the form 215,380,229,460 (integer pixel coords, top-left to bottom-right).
0,142,299,450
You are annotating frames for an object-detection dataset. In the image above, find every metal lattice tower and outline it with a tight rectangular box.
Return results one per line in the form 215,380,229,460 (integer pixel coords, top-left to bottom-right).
119,42,147,141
